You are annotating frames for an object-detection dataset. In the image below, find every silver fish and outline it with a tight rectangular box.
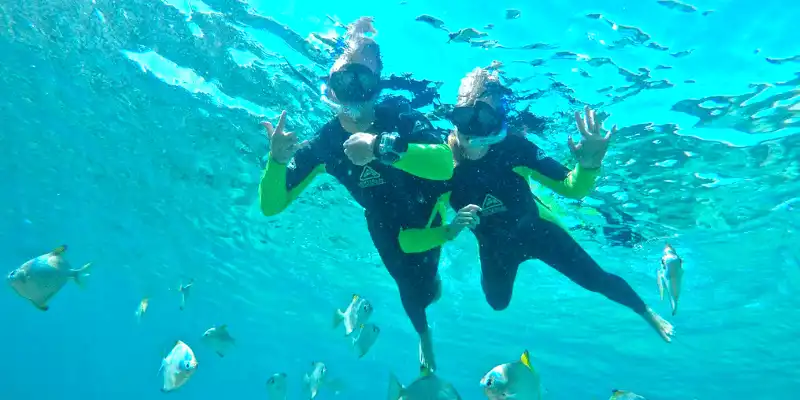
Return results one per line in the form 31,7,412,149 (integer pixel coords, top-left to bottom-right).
388,367,461,400
352,323,380,358
658,243,684,315
178,278,194,310
303,361,343,399
7,245,91,311
160,340,198,392
266,372,288,400
480,350,542,400
201,324,235,357
610,389,647,400
333,294,373,336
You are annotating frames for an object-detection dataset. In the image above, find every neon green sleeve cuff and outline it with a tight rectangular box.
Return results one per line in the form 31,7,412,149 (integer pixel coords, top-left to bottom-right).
393,144,454,180
398,226,452,254
564,164,601,198
258,154,290,216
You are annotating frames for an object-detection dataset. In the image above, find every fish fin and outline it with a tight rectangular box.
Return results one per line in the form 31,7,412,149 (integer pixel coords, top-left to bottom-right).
520,350,533,371
158,358,166,376
333,309,344,328
52,245,67,255
352,294,359,301
216,351,225,358
72,263,92,287
387,373,404,400
33,302,49,311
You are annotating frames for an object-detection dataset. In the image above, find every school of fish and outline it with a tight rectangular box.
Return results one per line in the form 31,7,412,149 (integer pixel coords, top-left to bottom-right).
8,240,676,398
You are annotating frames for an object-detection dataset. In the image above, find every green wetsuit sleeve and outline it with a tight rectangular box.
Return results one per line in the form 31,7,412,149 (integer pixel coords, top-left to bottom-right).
258,140,326,216
387,108,454,180
508,135,600,199
516,164,600,199
393,143,454,181
398,192,453,253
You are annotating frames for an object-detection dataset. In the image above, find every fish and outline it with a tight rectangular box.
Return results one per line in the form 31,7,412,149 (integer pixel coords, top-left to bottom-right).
303,361,343,399
480,350,542,400
201,324,235,357
333,294,373,336
388,366,461,400
610,389,647,400
447,28,488,44
352,323,380,358
135,298,149,322
657,243,684,315
7,245,92,311
266,372,288,400
178,278,194,310
414,14,447,31
505,9,522,19
159,340,198,392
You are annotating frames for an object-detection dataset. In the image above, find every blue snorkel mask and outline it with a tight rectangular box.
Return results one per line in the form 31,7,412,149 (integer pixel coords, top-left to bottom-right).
449,88,510,146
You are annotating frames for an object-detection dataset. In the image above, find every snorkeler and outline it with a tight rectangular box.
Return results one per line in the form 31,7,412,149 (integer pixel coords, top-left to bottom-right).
258,17,453,370
398,67,674,343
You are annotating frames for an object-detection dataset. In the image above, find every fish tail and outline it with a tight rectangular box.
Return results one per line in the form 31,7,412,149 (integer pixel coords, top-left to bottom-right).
332,309,344,328
72,263,92,287
387,373,404,400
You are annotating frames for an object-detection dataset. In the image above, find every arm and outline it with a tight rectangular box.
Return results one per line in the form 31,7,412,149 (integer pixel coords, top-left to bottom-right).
384,110,454,180
512,137,600,199
258,138,326,216
398,192,454,253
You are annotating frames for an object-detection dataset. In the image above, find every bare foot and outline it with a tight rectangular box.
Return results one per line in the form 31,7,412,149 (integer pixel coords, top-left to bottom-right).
642,308,674,343
419,330,437,372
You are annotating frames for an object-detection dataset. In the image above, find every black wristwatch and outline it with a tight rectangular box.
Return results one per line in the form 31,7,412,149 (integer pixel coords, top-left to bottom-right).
374,132,404,164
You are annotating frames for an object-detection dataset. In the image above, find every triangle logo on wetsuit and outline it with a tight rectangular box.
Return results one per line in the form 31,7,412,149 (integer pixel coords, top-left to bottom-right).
359,165,385,188
481,193,507,216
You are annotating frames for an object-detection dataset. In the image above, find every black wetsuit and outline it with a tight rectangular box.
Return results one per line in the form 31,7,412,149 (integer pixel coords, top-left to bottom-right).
448,135,648,314
259,97,451,334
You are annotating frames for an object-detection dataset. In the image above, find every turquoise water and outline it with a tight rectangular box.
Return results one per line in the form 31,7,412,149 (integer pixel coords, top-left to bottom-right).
2,0,799,398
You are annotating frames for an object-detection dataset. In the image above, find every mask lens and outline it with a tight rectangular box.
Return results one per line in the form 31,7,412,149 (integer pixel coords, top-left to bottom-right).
450,102,505,137
328,64,379,103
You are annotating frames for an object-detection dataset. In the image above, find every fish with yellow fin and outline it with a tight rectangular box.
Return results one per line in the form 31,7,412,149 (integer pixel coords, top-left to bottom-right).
658,243,684,315
609,389,647,399
135,298,149,322
7,245,92,311
333,294,373,336
388,366,461,399
480,350,542,400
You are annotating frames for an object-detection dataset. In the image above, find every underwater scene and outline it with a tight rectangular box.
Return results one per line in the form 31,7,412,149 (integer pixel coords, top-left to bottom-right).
1,0,799,399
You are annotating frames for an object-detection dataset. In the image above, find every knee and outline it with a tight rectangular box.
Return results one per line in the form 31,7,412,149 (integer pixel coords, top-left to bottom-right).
484,288,512,311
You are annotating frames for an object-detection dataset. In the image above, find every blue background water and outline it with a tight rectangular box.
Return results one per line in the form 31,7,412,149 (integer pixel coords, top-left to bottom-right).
2,0,799,399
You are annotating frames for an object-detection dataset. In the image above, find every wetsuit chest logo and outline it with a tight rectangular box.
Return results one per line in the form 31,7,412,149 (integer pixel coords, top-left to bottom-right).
481,193,507,216
358,165,385,188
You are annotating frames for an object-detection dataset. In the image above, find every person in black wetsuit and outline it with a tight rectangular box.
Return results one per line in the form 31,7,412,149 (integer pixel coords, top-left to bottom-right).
258,17,452,370
399,67,674,343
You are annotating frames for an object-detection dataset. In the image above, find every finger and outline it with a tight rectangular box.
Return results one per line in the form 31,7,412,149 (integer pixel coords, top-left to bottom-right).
464,204,482,213
262,121,275,138
605,124,617,141
567,136,578,154
585,106,596,134
574,111,590,138
294,140,310,151
275,110,287,136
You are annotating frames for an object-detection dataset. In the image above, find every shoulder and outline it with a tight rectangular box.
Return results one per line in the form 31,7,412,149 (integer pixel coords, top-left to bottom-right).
500,134,546,161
